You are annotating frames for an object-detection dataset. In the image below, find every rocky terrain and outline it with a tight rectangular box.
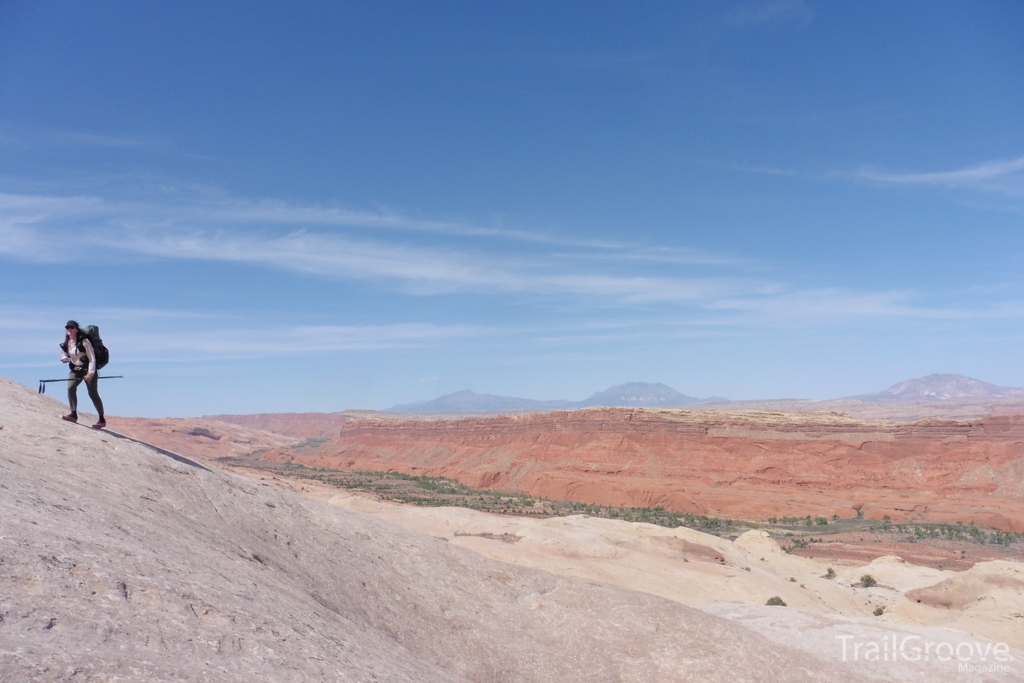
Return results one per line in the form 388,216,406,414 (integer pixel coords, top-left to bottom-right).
11,374,1024,680
201,410,360,440
194,407,1024,533
319,489,1024,654
109,415,301,460
2,375,894,683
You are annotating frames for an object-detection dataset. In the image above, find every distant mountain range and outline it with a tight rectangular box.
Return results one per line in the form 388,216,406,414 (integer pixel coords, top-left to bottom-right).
854,373,1024,403
389,382,725,414
389,375,1024,414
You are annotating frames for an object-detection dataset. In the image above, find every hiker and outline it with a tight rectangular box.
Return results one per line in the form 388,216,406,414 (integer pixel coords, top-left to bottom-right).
60,320,106,429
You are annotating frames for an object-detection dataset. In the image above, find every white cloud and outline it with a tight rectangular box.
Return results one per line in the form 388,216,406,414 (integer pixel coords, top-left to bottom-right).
0,189,762,303
116,323,489,357
708,287,1024,323
1,187,1021,329
857,156,1024,195
0,303,493,362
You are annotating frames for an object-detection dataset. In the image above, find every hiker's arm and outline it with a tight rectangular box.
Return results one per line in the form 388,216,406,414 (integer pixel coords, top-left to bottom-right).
83,338,97,378
60,345,69,363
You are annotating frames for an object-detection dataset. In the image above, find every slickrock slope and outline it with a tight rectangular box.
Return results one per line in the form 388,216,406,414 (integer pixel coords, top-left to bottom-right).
326,491,1024,648
246,408,1024,532
110,415,302,460
322,491,1024,680
1,377,869,683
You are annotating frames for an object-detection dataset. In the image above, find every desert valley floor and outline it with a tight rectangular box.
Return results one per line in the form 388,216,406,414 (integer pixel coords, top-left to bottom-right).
4,376,1024,681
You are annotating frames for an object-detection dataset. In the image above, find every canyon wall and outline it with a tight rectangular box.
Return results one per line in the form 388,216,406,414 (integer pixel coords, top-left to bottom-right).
247,408,1024,532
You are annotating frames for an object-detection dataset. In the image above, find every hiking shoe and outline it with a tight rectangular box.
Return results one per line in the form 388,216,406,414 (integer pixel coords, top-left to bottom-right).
92,419,107,430
62,414,78,423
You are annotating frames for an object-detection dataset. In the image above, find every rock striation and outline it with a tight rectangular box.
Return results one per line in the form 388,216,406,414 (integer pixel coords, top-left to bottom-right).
240,408,1024,532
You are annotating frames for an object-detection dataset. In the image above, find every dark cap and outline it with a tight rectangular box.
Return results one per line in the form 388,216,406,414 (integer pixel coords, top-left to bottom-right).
65,320,79,329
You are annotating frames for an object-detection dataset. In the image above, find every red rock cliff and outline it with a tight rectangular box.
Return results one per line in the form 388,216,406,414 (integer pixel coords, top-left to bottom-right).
244,408,1024,531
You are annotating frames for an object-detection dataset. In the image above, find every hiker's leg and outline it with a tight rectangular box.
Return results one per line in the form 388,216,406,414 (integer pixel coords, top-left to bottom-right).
86,375,104,419
67,373,82,415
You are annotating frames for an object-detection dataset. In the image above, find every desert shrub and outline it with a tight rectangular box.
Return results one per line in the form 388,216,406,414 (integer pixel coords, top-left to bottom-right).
860,574,877,588
766,596,787,606
824,567,836,579
815,516,828,525
873,606,884,616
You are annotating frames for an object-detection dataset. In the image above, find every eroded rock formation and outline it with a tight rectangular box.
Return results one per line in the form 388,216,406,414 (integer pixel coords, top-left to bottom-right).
238,408,1024,532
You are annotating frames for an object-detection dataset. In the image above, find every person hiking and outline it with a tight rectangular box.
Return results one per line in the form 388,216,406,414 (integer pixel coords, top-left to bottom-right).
60,320,106,429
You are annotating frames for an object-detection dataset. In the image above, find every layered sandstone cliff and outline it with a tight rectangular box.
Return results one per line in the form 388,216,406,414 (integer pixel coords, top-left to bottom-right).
238,408,1024,532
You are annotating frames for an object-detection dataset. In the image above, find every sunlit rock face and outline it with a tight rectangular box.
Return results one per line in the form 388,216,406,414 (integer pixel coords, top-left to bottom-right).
218,407,1024,532
1,376,864,683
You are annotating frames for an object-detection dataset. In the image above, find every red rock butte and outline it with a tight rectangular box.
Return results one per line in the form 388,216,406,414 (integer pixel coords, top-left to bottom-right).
223,407,1024,532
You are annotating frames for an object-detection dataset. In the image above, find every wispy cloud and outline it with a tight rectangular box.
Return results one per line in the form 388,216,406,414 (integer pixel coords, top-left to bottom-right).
0,304,492,361
119,323,489,357
857,156,1024,195
0,190,621,250
0,189,760,303
100,229,758,303
2,187,1020,327
201,198,626,248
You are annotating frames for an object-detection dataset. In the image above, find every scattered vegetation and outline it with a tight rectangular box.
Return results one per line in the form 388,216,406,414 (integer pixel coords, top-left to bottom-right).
909,521,1024,546
824,567,836,580
215,460,754,532
781,537,828,554
765,509,1024,550
217,459,1024,551
860,574,878,588
873,606,885,616
766,596,787,607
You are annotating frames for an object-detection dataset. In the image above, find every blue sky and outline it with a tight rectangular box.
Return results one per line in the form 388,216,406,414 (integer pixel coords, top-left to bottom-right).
2,1,1023,416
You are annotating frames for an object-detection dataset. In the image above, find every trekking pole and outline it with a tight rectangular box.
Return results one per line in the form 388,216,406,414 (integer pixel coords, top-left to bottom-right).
38,376,124,394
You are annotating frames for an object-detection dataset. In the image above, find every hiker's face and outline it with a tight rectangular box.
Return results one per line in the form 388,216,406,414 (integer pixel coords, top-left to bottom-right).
66,326,77,338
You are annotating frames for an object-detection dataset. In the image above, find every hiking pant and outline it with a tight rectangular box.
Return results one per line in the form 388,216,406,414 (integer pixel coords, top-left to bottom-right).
68,371,104,418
